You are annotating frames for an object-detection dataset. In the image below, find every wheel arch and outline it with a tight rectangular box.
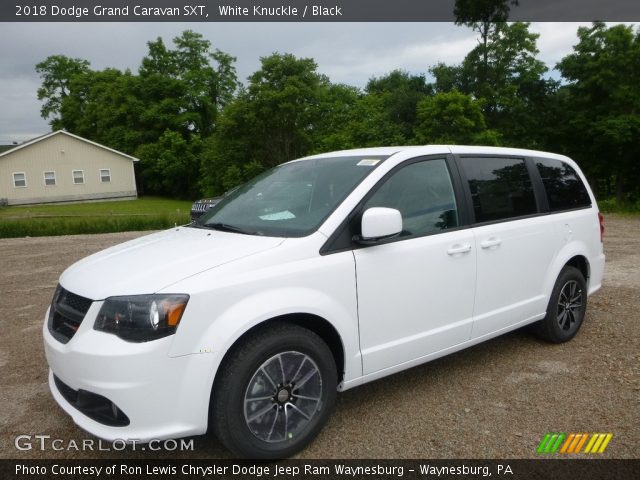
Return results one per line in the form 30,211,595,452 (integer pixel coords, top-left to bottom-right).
544,243,592,302
207,313,346,428
565,254,590,284
217,313,345,384
535,252,590,344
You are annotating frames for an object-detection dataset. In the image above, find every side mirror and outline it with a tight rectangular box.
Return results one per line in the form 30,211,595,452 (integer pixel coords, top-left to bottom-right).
359,207,402,243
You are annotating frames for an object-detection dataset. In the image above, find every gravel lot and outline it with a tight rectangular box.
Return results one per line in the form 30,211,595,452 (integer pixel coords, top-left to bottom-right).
0,215,638,459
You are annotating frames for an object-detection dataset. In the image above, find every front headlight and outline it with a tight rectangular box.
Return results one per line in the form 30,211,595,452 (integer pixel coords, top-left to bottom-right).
94,294,189,342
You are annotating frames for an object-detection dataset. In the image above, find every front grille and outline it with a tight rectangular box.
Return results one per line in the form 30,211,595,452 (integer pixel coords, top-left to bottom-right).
53,375,130,427
48,285,92,344
190,210,206,220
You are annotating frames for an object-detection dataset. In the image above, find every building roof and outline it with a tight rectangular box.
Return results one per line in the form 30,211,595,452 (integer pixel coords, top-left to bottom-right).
0,130,139,162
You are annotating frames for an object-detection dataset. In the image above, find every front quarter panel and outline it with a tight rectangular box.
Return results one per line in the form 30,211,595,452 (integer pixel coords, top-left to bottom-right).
163,235,362,386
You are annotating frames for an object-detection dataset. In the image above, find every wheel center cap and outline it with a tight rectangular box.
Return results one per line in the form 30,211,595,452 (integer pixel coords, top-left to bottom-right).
277,388,290,403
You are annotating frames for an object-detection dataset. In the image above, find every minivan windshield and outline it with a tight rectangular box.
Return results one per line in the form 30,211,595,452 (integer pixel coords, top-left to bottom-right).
193,155,388,237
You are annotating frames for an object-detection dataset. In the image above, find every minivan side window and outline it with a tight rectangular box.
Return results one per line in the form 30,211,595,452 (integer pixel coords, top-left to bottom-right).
363,159,459,238
460,157,537,223
535,158,591,211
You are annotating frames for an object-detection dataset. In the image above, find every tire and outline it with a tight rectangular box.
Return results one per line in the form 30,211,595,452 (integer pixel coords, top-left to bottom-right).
211,322,337,459
535,266,587,343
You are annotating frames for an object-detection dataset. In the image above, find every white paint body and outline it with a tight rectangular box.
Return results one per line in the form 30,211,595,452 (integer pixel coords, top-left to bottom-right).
43,145,605,442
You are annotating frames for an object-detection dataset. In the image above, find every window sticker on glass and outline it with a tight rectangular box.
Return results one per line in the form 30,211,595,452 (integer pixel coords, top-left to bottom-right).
357,159,381,166
259,211,296,221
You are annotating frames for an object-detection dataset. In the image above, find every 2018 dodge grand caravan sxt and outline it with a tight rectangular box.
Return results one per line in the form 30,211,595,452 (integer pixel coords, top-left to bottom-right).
43,146,605,458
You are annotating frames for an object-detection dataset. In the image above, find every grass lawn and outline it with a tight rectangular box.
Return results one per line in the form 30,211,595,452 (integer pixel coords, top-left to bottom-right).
0,197,193,238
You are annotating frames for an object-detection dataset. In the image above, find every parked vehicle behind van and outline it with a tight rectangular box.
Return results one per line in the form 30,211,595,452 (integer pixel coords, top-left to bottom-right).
43,146,604,458
190,196,222,221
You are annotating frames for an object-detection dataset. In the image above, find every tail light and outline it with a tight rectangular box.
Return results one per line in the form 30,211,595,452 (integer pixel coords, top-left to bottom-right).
598,212,605,243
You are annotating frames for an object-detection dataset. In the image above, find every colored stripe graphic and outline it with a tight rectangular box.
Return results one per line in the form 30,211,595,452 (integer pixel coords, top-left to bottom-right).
550,433,565,453
537,433,552,454
574,433,589,453
538,433,613,454
590,434,606,453
537,433,565,453
597,434,613,453
560,433,576,453
584,433,614,453
584,434,598,453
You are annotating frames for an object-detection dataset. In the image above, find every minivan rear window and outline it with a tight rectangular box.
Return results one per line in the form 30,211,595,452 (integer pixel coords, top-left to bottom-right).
535,158,591,211
460,157,537,223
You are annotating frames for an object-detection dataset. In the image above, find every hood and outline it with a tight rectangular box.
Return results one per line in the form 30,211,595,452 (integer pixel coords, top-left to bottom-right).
59,227,284,299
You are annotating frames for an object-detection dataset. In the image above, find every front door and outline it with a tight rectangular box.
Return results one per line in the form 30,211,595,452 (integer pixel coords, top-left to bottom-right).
354,157,476,375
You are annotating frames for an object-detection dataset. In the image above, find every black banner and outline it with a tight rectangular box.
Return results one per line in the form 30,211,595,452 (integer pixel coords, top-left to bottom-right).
2,459,639,480
3,0,640,23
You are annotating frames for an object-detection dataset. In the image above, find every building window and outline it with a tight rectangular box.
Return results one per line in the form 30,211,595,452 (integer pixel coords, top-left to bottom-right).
44,171,56,186
72,170,85,185
13,172,27,188
100,169,111,183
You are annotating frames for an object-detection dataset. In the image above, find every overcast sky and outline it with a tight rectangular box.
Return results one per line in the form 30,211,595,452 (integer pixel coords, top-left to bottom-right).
0,21,628,144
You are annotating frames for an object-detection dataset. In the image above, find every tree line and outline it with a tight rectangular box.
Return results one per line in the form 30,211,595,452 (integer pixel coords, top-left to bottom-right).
35,21,640,203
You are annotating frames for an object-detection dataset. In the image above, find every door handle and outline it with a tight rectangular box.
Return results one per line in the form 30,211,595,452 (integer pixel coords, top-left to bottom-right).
480,237,502,249
447,244,472,255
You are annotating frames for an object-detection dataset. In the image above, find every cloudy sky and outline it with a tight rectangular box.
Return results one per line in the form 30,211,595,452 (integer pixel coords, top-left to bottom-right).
0,21,623,144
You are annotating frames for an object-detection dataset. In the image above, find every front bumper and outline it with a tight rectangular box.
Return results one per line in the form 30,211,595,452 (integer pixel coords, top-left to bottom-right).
43,302,219,442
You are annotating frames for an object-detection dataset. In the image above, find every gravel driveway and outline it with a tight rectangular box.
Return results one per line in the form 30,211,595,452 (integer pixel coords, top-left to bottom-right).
0,215,638,459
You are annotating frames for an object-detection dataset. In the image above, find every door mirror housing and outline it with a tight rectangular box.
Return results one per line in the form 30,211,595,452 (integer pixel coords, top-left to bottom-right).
359,207,403,243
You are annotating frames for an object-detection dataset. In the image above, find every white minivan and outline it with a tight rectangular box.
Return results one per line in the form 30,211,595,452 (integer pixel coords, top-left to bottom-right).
43,146,605,458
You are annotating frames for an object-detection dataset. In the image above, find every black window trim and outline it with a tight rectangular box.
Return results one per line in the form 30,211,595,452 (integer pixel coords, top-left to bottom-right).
453,153,550,228
320,154,470,255
321,152,595,255
531,156,593,214
525,157,549,213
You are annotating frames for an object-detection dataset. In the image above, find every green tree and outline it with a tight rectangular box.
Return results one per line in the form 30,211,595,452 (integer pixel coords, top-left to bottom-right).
201,52,335,194
365,70,432,140
414,90,499,145
430,62,464,94
247,53,329,164
454,0,519,99
434,21,550,147
52,69,136,150
557,22,640,201
36,55,91,129
137,37,191,140
36,31,239,198
337,93,407,148
311,83,361,152
174,31,238,136
199,93,258,195
139,31,239,137
136,130,203,198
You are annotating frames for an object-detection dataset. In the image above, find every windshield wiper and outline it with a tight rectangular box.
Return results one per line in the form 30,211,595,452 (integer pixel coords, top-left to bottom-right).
188,222,210,230
206,222,262,236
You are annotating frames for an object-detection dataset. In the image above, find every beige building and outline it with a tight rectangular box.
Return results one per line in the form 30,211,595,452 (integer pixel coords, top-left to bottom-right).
0,130,138,205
